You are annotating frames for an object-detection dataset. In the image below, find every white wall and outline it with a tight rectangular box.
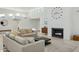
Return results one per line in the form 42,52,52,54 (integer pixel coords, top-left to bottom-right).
28,8,44,18
18,18,40,29
0,8,28,30
0,7,75,40
40,7,64,36
63,8,72,40
72,8,79,35
40,7,72,40
0,8,41,30
29,19,40,29
28,8,43,29
22,7,79,40
0,19,18,30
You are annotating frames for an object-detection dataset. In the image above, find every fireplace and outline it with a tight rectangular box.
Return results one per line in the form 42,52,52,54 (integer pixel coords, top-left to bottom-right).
52,28,63,38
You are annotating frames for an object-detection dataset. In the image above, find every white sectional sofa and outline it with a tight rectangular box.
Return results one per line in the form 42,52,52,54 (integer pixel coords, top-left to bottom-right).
3,35,45,52
0,35,3,52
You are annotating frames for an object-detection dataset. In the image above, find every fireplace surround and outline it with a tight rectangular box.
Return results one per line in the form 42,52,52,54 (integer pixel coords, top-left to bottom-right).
52,28,63,38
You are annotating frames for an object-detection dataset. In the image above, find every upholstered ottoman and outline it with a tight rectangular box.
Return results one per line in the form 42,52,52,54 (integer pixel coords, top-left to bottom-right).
35,37,51,45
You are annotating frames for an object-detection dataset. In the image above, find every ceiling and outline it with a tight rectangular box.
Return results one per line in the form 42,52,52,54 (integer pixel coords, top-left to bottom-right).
0,7,38,13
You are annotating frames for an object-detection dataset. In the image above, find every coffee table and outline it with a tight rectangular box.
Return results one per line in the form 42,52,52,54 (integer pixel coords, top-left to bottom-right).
35,37,51,45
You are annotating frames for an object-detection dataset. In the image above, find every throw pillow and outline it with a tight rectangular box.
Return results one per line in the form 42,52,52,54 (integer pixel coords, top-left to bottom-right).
9,34,16,40
11,29,20,36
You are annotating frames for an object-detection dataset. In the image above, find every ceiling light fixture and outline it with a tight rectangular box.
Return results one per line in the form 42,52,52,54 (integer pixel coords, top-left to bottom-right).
0,14,5,17
16,13,20,16
8,14,13,16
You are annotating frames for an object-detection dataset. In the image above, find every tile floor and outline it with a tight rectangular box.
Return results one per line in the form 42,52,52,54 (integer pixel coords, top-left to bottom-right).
45,37,79,52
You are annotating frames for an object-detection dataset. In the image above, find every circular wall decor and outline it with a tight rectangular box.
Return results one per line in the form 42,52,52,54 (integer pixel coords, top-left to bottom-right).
51,7,63,20
0,20,8,26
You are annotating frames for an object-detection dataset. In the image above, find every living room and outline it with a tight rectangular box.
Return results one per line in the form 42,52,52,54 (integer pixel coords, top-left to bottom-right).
0,7,79,52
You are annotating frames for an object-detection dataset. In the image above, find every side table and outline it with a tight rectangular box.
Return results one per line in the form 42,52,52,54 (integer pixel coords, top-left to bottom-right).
73,35,79,41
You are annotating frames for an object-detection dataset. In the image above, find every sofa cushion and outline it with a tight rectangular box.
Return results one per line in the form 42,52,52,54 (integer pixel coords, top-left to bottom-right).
9,34,16,40
24,37,35,43
15,36,28,45
19,33,36,37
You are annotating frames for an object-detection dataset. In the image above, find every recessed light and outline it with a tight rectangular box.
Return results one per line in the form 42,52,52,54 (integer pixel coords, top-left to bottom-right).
8,14,13,16
0,14,5,17
16,13,20,16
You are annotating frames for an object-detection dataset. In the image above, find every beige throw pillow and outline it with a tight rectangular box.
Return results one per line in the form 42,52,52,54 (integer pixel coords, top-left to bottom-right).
11,29,20,36
9,34,16,40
